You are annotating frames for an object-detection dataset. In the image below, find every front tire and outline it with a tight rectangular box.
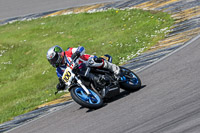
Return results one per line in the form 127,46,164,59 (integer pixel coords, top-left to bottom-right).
70,86,103,109
119,67,141,92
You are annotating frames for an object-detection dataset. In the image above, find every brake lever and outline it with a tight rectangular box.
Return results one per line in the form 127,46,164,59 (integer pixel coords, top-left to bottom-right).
55,91,58,95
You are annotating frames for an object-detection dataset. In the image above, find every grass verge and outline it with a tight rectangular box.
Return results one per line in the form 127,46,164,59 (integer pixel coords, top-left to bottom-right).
0,8,174,123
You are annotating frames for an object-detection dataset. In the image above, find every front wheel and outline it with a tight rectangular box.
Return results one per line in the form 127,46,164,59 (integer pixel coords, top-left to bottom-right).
119,67,141,92
70,86,103,109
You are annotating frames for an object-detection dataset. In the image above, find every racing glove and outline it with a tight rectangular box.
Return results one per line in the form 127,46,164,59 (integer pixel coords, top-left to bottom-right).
71,51,81,60
56,78,65,91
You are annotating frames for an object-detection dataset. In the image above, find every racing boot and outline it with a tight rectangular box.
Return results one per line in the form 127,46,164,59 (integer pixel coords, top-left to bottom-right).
103,60,120,80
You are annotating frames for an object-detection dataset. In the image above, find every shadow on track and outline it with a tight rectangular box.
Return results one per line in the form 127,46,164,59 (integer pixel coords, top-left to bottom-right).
105,85,146,103
79,85,146,112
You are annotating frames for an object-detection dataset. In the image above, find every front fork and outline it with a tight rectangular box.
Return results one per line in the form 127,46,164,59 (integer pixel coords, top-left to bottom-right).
75,76,91,95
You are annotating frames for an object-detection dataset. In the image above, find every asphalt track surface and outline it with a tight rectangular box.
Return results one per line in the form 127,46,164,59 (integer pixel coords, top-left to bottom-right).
7,35,200,132
0,0,121,20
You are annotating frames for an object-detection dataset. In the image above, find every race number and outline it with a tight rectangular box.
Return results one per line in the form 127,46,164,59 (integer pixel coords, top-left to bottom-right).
62,69,71,83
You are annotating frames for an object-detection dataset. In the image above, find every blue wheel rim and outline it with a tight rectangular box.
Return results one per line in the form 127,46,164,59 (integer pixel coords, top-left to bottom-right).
74,88,101,104
122,69,139,85
129,73,139,85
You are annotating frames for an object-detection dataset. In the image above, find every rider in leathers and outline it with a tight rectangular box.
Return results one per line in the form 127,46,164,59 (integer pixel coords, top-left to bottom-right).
47,45,120,91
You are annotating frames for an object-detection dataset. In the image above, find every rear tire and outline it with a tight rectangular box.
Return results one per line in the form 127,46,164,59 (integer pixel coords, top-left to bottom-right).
70,86,103,109
119,67,141,92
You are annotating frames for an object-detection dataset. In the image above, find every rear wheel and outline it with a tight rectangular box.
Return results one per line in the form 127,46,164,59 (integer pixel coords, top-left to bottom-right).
119,67,141,92
70,86,103,109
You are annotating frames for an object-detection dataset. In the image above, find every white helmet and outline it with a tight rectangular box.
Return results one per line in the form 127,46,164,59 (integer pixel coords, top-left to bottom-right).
47,45,63,67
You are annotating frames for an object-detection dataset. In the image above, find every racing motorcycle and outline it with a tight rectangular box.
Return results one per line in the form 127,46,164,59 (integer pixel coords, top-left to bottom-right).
60,55,141,109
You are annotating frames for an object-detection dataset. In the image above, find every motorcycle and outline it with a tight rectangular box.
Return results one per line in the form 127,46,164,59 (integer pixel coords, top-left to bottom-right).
60,55,141,109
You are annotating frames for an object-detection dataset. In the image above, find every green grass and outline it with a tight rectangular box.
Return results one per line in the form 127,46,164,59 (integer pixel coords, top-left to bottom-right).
0,9,174,123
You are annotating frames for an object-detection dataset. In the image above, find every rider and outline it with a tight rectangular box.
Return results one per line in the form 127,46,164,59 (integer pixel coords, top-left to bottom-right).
46,45,120,91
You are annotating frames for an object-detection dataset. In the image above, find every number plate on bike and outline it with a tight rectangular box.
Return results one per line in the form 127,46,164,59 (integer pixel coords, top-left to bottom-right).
62,68,72,83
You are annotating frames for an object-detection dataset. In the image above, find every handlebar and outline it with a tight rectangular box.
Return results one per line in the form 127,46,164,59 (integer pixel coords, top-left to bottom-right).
69,55,79,66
